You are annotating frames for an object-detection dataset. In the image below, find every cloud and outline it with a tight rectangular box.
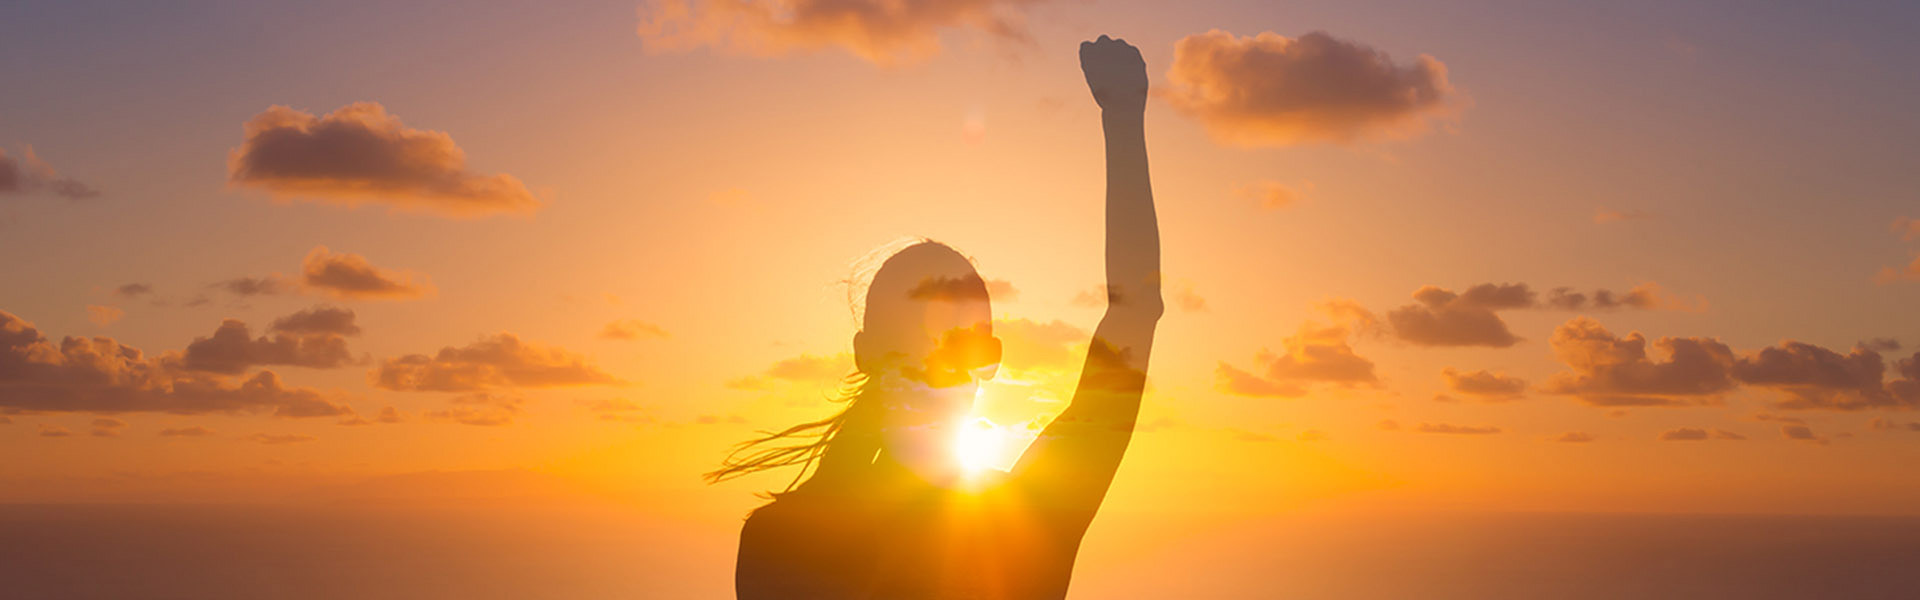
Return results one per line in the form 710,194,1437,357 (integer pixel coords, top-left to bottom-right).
1159,30,1462,147
270,306,362,336
1862,338,1901,353
726,352,853,390
0,309,351,417
1712,429,1747,441
1555,432,1595,443
300,246,432,300
1441,367,1527,400
1542,283,1702,312
1780,424,1826,444
178,317,354,375
984,279,1018,302
1376,419,1400,431
159,426,215,437
994,318,1087,372
113,284,154,299
1877,256,1920,284
1414,422,1501,435
1542,317,1737,407
40,426,73,438
1170,283,1209,313
425,392,524,426
1867,417,1920,432
1217,320,1377,398
636,0,1047,65
1658,427,1708,441
246,433,317,445
1896,217,1920,242
1236,180,1307,210
0,146,100,200
372,333,619,392
228,103,538,217
1296,429,1328,442
90,417,128,437
1387,283,1532,348
599,319,669,341
212,276,293,298
86,305,124,326
1732,341,1909,410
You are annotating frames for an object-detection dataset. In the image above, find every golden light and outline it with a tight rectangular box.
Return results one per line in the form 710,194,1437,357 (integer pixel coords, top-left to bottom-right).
955,417,1003,474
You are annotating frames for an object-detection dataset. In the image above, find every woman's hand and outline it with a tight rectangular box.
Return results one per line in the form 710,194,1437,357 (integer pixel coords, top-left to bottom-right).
1080,35,1148,116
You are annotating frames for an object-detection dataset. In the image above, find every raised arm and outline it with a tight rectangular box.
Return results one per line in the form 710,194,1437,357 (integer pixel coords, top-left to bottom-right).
1012,35,1161,519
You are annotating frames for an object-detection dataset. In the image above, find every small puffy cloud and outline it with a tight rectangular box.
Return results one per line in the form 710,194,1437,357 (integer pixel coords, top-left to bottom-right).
270,306,361,336
1712,429,1747,441
1555,432,1595,443
1542,317,1737,407
1862,338,1901,353
86,305,125,326
0,309,350,417
1876,256,1920,284
114,284,154,299
159,426,215,437
377,406,405,424
90,417,128,437
1170,282,1209,313
1387,283,1532,348
1441,368,1527,401
1895,217,1920,241
178,317,354,374
213,276,293,298
1217,321,1377,398
1658,427,1709,441
984,279,1018,302
40,426,74,437
300,246,433,300
246,433,317,445
425,392,523,426
372,333,619,392
726,352,852,390
599,319,669,341
228,103,538,217
1160,30,1461,147
636,0,1047,65
1543,283,1703,312
1867,417,1920,432
1376,419,1400,431
1414,422,1501,435
0,146,100,200
1780,424,1825,444
1732,341,1907,410
1236,180,1307,210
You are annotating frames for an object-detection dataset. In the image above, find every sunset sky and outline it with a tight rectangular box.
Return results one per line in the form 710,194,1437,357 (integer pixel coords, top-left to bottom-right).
5,0,1920,579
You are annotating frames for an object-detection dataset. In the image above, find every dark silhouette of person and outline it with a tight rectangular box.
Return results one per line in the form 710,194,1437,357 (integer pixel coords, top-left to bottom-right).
707,35,1160,599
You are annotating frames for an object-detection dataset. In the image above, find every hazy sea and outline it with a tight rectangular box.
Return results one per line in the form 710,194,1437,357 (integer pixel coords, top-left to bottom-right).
3,504,1917,599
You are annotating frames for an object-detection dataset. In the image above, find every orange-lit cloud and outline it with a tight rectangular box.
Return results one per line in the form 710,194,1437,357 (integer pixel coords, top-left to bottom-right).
112,283,154,299
300,246,433,300
1440,367,1527,401
0,145,99,200
1732,341,1908,410
1555,432,1595,443
228,103,539,217
1659,427,1733,441
1413,422,1501,435
371,334,619,392
212,276,293,298
1160,30,1461,146
1217,320,1377,398
1780,424,1825,443
726,352,852,390
0,309,350,417
1542,317,1737,407
599,319,670,341
246,433,317,445
178,313,357,375
1387,283,1532,348
425,392,524,426
636,0,1046,65
1877,256,1920,284
1543,282,1703,312
1236,180,1307,210
1868,417,1920,432
86,305,124,326
159,426,215,437
90,417,127,437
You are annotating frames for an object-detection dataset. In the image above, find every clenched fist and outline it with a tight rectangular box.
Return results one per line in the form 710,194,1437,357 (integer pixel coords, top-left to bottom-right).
1080,35,1147,115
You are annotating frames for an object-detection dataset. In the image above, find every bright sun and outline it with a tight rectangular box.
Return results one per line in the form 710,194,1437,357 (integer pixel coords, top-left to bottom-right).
954,417,1001,473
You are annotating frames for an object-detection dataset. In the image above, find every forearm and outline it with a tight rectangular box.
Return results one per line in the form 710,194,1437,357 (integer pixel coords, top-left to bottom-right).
1101,110,1162,320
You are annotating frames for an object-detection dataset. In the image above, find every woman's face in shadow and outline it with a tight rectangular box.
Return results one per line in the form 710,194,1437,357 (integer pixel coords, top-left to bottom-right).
856,268,1002,483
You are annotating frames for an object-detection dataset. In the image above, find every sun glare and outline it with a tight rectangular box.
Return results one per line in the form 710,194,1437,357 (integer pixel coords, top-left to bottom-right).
955,417,1002,474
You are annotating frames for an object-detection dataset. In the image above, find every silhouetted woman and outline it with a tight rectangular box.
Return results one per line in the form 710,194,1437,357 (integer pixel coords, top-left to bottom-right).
708,35,1160,599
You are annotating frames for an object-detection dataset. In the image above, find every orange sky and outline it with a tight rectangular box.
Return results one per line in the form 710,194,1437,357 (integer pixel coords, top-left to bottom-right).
3,0,1920,556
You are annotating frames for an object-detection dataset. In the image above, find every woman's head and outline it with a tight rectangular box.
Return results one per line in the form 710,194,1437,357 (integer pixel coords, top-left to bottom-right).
705,239,1002,493
853,242,1002,482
